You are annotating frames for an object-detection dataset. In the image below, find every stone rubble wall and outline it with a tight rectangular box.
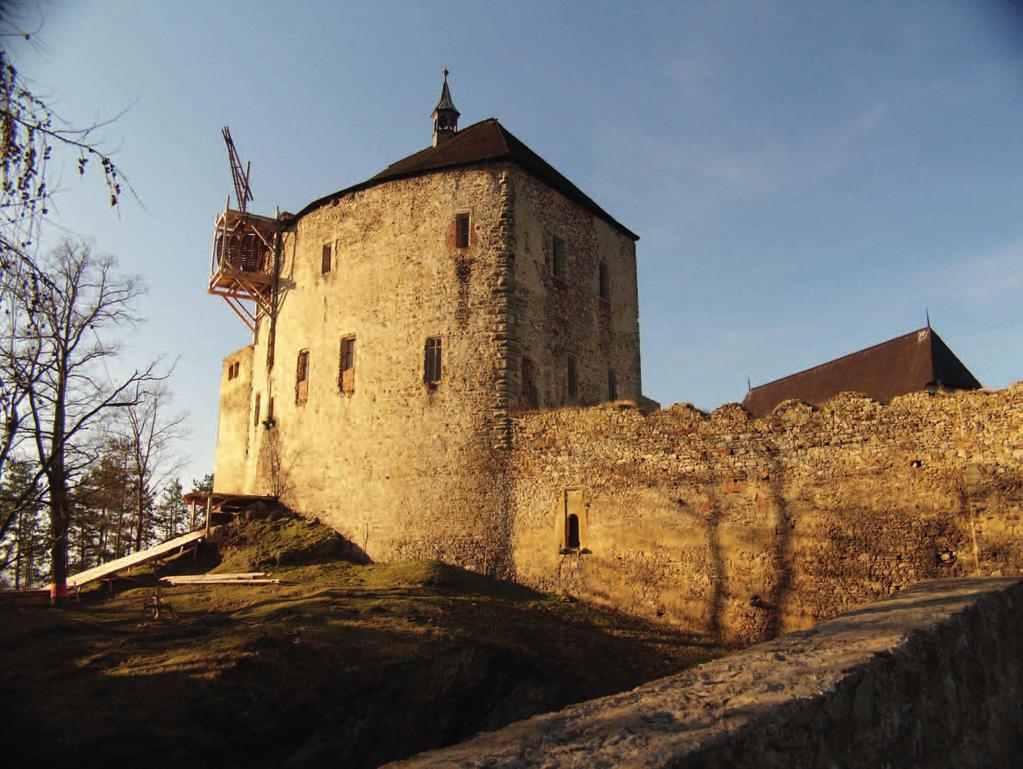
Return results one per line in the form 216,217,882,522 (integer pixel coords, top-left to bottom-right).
387,576,1023,769
509,385,1023,644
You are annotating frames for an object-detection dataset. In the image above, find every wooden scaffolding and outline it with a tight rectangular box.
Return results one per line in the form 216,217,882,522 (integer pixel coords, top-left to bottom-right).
209,206,278,332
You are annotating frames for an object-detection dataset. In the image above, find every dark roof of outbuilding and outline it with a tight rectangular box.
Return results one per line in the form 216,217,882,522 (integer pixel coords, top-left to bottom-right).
292,119,638,240
742,327,982,417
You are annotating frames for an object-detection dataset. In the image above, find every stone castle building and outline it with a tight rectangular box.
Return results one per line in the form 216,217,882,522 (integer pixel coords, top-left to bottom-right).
212,74,643,568
209,77,1023,644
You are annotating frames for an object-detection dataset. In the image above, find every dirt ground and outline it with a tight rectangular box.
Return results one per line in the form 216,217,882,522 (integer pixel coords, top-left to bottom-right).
0,511,726,768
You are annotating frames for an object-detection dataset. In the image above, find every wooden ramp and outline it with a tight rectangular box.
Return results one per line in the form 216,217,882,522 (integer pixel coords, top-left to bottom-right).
66,529,207,589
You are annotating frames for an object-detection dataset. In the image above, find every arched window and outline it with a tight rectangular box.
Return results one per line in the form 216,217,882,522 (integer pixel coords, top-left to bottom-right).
566,513,580,549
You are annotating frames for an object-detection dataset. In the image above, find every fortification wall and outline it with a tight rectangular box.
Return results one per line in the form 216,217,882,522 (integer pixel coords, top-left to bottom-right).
506,167,641,410
510,385,1023,644
388,576,1023,769
217,166,516,569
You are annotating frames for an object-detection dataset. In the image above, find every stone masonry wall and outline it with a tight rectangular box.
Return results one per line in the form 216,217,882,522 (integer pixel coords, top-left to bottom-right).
218,166,515,570
212,344,253,492
510,385,1023,644
507,168,641,412
388,576,1023,769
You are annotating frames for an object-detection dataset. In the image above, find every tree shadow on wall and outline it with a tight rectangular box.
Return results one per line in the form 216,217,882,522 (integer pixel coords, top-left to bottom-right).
701,494,728,643
760,444,794,640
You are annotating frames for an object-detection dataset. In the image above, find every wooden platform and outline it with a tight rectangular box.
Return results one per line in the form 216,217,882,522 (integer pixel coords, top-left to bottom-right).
180,491,276,515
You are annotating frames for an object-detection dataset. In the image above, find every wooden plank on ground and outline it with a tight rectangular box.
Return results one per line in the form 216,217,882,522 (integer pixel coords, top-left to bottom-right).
67,529,206,589
160,577,280,585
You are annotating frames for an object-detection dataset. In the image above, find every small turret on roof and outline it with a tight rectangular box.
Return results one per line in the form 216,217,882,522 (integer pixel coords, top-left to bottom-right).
432,69,460,146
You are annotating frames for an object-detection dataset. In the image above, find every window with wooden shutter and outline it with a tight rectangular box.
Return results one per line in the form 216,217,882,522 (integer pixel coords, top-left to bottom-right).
455,213,470,249
296,350,309,404
339,336,356,394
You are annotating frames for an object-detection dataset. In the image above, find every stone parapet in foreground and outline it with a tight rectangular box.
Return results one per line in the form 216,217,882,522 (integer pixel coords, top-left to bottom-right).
387,576,1023,768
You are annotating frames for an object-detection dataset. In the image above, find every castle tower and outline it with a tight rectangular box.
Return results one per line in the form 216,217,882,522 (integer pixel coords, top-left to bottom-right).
210,84,642,575
432,69,459,146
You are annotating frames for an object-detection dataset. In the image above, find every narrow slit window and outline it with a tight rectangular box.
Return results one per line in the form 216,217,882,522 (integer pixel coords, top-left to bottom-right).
424,337,443,387
321,243,332,274
253,393,261,427
567,354,578,399
455,213,470,249
296,350,309,404
599,262,610,301
339,336,356,394
552,236,566,280
608,370,618,401
521,357,537,407
566,514,581,549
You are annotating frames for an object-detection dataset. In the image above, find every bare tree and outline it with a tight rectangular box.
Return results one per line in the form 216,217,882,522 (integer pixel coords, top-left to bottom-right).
13,240,161,598
116,385,186,551
0,4,134,489
259,426,291,501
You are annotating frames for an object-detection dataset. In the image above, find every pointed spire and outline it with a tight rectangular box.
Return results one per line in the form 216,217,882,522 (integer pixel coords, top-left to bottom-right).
432,68,460,146
435,68,458,113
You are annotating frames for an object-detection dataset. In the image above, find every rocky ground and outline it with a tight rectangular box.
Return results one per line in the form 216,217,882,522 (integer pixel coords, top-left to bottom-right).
0,506,725,769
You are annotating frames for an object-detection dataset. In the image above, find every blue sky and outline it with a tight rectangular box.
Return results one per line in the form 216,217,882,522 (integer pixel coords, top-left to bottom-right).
13,0,1023,484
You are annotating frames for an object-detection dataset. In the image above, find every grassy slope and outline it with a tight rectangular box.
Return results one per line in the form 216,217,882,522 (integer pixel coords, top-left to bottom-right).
0,512,725,768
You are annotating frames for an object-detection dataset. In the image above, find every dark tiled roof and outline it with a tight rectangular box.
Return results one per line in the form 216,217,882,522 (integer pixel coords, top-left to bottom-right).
293,119,638,240
742,327,982,417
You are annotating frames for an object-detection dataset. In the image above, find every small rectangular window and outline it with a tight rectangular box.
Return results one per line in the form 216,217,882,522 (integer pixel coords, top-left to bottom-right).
339,336,356,394
321,243,332,274
296,349,309,404
599,262,610,301
608,370,618,401
424,337,443,388
253,393,261,427
455,213,470,249
567,354,578,399
552,236,566,280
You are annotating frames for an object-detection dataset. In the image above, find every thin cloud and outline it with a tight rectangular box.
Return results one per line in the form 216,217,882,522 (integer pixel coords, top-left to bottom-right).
658,101,889,195
924,242,1023,306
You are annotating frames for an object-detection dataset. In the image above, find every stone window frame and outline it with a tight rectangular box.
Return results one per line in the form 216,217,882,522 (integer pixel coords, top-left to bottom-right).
455,213,470,249
339,335,356,395
295,349,310,405
321,242,332,274
557,488,589,555
424,336,443,389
